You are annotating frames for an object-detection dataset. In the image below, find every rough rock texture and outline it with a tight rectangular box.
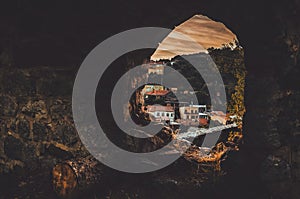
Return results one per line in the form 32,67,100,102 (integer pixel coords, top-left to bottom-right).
0,67,90,198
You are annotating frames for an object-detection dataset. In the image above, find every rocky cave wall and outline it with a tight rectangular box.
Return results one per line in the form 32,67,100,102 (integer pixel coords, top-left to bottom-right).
0,67,86,176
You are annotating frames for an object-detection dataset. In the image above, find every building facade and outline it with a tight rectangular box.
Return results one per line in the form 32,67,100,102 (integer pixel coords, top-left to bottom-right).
147,105,175,122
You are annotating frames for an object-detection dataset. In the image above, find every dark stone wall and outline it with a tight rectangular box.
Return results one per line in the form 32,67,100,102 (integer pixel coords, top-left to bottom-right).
0,67,88,176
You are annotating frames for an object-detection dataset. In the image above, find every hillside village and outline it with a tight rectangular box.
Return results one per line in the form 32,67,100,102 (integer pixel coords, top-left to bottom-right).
135,62,236,132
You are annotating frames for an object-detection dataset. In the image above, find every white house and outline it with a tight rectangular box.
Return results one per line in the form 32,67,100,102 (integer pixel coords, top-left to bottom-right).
147,105,175,122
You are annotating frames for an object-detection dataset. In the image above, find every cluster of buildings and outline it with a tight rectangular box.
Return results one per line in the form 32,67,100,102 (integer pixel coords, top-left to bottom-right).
140,83,210,127
140,63,228,127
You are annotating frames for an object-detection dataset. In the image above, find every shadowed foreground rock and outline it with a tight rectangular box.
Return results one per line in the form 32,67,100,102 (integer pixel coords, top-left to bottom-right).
52,155,105,198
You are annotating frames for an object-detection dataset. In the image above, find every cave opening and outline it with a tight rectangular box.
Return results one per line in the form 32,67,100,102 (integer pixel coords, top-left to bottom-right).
1,1,299,198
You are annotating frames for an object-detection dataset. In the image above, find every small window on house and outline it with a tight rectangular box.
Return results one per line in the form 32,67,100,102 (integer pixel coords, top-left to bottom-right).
166,113,169,117
162,113,165,116
157,112,160,116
